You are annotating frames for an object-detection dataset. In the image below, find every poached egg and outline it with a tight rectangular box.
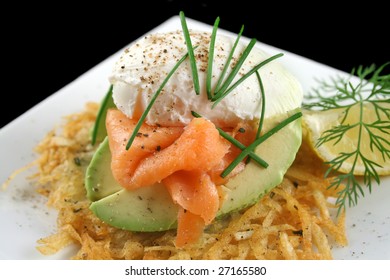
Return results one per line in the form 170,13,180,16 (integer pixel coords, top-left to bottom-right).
109,30,302,127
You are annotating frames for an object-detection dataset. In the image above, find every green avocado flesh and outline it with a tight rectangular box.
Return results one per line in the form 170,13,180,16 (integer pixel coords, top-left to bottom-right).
86,137,122,201
90,184,179,231
86,112,302,232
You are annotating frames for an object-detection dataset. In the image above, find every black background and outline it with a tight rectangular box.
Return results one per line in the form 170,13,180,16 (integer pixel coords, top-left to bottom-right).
2,0,388,128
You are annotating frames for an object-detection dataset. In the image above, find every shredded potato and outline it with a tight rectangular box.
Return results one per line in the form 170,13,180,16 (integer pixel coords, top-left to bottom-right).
33,104,347,260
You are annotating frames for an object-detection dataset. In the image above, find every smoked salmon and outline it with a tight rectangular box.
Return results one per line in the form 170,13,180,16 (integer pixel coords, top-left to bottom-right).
106,109,253,247
106,109,183,190
126,117,230,189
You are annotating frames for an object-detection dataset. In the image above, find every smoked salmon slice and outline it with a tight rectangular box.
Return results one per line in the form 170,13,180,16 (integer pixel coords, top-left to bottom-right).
106,109,183,190
126,117,230,189
163,170,219,225
175,208,205,247
106,110,250,247
208,122,256,185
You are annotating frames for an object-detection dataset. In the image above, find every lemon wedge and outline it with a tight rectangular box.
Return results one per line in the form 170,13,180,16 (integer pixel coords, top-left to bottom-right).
303,102,390,175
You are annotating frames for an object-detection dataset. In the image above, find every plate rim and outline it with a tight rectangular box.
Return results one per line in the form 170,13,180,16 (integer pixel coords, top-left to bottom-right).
1,15,389,260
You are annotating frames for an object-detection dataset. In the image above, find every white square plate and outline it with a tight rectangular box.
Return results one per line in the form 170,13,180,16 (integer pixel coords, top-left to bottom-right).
0,16,389,260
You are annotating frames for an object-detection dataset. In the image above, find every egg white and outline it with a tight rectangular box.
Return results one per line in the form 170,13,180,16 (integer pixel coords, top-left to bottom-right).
109,30,302,127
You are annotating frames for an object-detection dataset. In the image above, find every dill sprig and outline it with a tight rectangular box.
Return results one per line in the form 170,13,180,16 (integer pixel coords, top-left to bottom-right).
304,63,390,111
304,62,390,214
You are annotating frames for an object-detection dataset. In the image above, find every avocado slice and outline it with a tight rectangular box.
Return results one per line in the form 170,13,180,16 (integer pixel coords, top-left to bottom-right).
90,184,179,231
85,137,122,201
218,115,301,215
86,111,302,232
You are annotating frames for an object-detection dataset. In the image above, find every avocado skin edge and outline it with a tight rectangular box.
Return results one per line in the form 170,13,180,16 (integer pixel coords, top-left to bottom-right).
86,111,302,232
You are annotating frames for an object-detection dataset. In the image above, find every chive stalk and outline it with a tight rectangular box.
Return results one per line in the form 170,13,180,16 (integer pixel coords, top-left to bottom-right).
206,16,220,100
180,11,200,95
125,52,191,150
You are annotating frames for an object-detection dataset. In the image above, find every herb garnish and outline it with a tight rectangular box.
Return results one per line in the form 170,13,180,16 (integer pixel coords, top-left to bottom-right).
180,11,283,107
124,12,301,179
255,71,266,139
179,11,200,95
220,111,302,178
211,38,257,100
91,85,115,145
211,53,283,108
304,63,390,214
125,51,192,150
244,71,266,165
206,16,220,100
191,111,268,169
214,25,244,94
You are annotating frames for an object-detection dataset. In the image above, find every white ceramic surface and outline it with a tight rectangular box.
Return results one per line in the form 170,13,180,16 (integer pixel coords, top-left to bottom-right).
0,16,389,260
